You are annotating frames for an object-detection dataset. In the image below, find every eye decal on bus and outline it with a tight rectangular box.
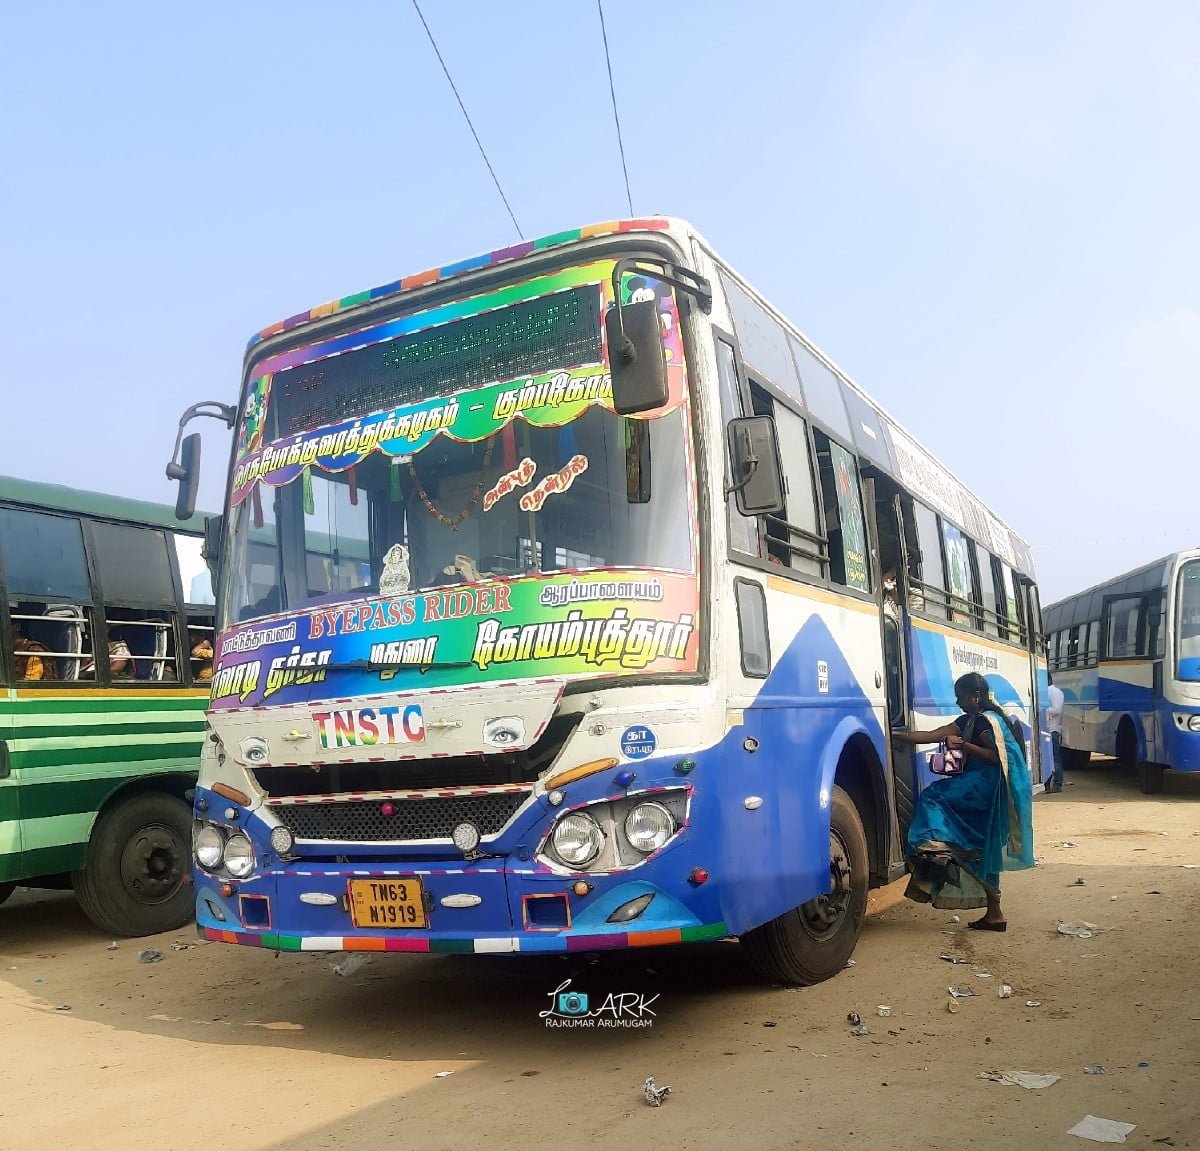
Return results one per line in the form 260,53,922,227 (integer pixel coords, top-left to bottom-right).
483,716,526,748
238,735,270,765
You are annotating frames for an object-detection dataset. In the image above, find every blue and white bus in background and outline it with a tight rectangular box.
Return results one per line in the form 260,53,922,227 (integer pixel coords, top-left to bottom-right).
168,217,1046,985
1044,550,1200,794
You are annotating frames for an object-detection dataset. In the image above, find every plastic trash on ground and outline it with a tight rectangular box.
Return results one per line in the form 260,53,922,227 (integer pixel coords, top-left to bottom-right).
948,985,977,998
137,948,163,964
643,1077,672,1107
850,1023,871,1036
1083,1065,1108,1075
331,953,370,977
978,1070,1061,1090
1058,921,1098,938
998,984,1013,998
434,1071,454,1079
1065,1115,1137,1143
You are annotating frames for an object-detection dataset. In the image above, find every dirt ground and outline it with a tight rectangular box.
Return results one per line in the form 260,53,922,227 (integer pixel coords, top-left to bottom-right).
3,763,1198,1151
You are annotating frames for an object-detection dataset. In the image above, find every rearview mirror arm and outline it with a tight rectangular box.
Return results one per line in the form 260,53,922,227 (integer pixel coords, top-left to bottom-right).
165,401,237,480
609,258,712,364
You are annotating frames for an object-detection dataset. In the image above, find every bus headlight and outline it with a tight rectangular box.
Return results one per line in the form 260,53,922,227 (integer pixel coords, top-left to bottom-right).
1189,715,1200,733
551,813,604,867
223,832,256,878
623,801,676,854
269,825,296,857
194,824,225,871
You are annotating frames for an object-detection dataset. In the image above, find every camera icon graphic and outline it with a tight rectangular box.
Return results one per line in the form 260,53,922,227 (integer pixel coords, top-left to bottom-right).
557,991,589,1015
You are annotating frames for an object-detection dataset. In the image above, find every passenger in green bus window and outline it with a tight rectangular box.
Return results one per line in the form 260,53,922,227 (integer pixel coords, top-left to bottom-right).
80,640,136,681
892,673,1035,931
11,622,51,681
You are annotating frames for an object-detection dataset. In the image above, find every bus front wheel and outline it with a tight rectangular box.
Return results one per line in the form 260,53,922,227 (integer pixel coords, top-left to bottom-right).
0,882,15,906
741,786,869,986
72,792,194,937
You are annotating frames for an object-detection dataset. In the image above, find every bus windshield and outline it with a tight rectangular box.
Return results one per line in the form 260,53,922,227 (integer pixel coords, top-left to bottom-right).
222,404,693,625
1177,560,1200,680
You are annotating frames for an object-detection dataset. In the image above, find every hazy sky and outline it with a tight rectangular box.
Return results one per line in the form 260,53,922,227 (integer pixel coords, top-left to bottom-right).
2,2,1196,603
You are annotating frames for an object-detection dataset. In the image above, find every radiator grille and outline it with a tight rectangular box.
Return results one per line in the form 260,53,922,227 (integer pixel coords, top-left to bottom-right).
275,790,530,843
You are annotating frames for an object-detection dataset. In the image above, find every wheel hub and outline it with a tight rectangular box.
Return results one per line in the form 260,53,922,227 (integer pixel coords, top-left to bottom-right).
119,823,185,905
799,828,853,938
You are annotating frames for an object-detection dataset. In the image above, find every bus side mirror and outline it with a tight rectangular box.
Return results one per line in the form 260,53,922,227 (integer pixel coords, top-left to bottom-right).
725,416,785,516
168,433,202,521
202,514,223,583
606,301,668,415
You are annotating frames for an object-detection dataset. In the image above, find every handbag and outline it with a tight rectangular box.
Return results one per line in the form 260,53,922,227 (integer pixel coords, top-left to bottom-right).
928,742,964,776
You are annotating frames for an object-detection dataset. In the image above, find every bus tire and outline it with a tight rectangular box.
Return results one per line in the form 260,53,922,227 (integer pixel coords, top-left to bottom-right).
1137,763,1166,795
72,792,194,937
0,882,15,906
741,786,869,986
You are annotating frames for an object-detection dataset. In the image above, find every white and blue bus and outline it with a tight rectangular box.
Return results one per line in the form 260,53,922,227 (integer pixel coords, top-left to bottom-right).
169,217,1046,984
1044,550,1200,793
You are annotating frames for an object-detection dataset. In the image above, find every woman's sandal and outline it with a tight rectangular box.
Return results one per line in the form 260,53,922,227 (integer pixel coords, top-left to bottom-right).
967,917,1007,932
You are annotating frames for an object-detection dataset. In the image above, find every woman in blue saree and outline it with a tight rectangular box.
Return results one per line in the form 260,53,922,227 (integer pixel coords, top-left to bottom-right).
892,673,1035,930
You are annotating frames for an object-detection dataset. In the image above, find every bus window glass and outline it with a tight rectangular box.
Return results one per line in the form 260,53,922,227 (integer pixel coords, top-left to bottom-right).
941,521,975,626
908,500,947,617
788,334,852,439
174,533,214,606
1084,620,1099,664
716,338,759,557
305,473,373,600
0,508,90,600
1104,595,1142,659
767,400,823,578
986,555,1006,639
225,487,283,623
813,432,869,592
1177,561,1200,680
1145,590,1165,658
720,274,802,402
92,522,174,605
1066,625,1080,667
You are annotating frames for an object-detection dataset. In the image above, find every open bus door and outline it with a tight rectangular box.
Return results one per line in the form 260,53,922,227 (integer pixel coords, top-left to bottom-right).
1020,575,1046,785
863,473,915,847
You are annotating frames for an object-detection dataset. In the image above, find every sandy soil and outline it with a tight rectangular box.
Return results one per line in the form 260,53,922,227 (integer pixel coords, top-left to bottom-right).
3,762,1198,1151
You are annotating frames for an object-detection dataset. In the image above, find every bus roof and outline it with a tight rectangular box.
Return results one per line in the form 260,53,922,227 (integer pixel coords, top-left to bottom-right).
0,474,212,533
244,215,1036,576
1044,548,1200,627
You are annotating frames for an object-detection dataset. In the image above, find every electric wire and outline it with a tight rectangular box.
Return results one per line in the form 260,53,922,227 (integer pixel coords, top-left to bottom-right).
410,0,523,239
597,0,634,216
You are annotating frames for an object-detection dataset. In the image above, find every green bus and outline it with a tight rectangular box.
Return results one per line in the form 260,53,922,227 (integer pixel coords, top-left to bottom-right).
0,476,215,935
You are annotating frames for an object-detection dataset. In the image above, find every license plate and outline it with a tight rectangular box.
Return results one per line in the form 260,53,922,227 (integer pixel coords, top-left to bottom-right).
347,877,428,929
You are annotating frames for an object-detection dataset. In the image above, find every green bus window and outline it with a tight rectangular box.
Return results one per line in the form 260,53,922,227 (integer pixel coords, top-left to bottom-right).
0,508,90,601
91,522,175,605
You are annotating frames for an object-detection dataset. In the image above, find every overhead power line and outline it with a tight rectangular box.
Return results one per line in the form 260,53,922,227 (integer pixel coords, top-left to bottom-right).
410,0,523,239
597,0,634,216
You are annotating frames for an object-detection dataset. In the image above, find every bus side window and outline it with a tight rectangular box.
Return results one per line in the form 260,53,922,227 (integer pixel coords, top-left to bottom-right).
1102,595,1142,660
811,430,870,593
1084,620,1099,665
940,521,976,629
987,554,1008,640
901,496,947,619
714,337,759,558
0,508,95,683
89,522,180,682
750,385,824,579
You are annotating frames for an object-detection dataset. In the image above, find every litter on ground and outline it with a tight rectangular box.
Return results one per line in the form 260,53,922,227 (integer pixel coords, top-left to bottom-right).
977,1070,1061,1090
1066,1115,1137,1143
643,1077,672,1107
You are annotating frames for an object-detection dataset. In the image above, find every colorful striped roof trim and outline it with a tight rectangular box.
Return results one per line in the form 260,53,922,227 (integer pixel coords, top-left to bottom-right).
246,218,672,354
